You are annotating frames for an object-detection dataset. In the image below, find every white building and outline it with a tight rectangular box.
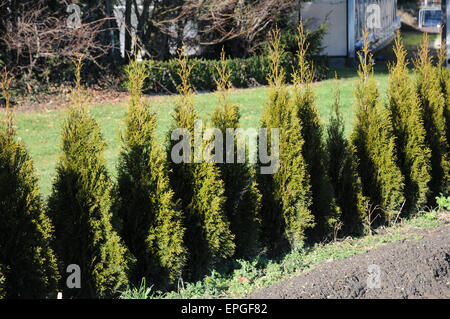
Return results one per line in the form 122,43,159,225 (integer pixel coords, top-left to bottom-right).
300,0,401,57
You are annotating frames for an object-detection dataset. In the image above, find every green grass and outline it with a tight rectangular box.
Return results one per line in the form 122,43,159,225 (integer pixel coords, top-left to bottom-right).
6,67,390,197
402,31,438,50
119,210,446,299
2,29,431,197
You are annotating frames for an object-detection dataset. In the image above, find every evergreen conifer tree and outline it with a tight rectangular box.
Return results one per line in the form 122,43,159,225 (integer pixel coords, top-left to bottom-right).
167,48,234,280
414,32,450,198
437,34,450,148
289,22,339,239
434,36,450,196
326,76,367,235
116,53,187,288
48,57,129,298
387,31,432,210
209,49,262,258
351,29,405,223
0,67,59,298
258,27,314,253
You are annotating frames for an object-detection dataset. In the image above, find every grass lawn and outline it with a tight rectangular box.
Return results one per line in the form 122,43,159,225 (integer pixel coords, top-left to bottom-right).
6,66,392,197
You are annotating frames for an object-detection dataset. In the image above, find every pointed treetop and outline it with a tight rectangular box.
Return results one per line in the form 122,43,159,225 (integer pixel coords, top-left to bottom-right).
1,66,14,134
267,25,285,88
70,55,91,112
294,18,315,87
357,27,375,83
214,47,232,109
414,31,432,70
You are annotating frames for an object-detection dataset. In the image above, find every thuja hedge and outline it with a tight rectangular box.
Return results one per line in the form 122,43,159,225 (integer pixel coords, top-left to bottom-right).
1,29,450,299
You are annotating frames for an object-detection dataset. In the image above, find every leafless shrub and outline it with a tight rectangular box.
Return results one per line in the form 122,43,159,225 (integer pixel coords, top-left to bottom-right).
0,0,116,84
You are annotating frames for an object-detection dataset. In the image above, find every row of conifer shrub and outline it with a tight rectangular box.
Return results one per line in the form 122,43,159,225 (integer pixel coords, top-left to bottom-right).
0,26,449,299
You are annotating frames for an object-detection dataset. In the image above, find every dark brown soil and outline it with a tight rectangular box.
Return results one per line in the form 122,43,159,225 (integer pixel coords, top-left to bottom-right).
250,225,450,299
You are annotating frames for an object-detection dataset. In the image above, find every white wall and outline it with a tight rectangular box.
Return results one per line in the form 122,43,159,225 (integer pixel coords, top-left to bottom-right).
300,0,348,57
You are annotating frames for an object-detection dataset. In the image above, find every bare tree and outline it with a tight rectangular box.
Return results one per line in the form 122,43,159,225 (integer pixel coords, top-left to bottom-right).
121,0,299,59
178,0,299,55
0,0,116,83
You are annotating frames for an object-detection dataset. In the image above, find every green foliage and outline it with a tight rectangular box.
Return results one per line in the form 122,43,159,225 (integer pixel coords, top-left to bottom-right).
0,67,59,299
435,194,450,211
167,49,235,280
142,55,286,93
132,27,327,94
276,23,328,80
414,33,450,199
0,126,60,298
326,79,367,235
116,54,187,288
258,27,314,253
209,50,262,258
290,22,339,240
277,24,326,57
121,208,444,300
351,30,405,223
387,32,432,211
48,58,129,298
120,278,153,299
437,33,450,145
444,80,450,150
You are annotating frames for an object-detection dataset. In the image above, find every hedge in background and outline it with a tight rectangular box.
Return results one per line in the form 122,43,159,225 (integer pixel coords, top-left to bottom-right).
167,49,235,280
290,23,339,240
414,33,450,199
209,49,262,258
326,78,367,236
387,32,432,211
351,31,405,224
135,25,327,94
116,54,186,288
258,28,314,253
48,58,129,298
0,69,59,299
143,55,276,93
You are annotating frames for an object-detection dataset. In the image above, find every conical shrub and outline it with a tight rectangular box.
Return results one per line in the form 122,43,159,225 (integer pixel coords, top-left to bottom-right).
326,77,367,236
0,67,59,298
414,32,450,198
351,30,405,224
258,27,314,253
208,49,262,258
116,54,187,288
47,58,129,298
289,22,339,239
437,35,450,148
387,31,432,211
167,48,234,280
434,37,450,196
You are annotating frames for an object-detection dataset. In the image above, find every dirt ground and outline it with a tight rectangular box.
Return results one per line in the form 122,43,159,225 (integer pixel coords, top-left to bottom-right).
249,224,450,299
